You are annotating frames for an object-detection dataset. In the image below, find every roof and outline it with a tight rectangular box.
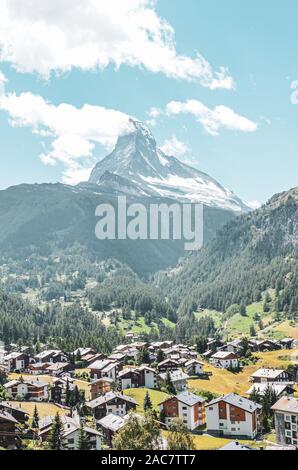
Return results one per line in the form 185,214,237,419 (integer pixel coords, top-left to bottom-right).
4,380,19,388
89,377,114,385
211,351,238,359
251,368,287,379
46,362,70,371
39,414,101,437
35,349,62,359
176,391,205,406
86,392,138,409
4,378,48,388
219,441,256,451
4,352,26,360
206,393,261,413
159,369,189,383
118,368,140,378
108,353,126,360
137,365,156,373
184,359,204,367
73,347,94,356
0,401,29,415
271,397,298,414
97,413,127,432
89,359,117,370
246,382,294,397
0,410,19,424
29,362,51,368
158,358,179,366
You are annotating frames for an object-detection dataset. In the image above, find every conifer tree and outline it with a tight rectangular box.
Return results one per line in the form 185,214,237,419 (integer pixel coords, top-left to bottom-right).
165,371,176,395
143,391,153,411
32,404,39,429
48,413,65,450
78,423,91,450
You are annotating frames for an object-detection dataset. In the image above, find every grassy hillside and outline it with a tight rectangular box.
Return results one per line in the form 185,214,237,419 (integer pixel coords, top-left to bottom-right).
7,401,68,419
123,388,169,413
188,348,298,396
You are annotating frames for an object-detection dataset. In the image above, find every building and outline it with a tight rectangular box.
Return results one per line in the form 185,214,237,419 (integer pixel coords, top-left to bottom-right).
137,366,157,389
246,382,295,398
97,413,130,446
73,347,97,360
206,393,262,439
86,391,137,421
4,352,30,372
250,368,292,384
159,369,189,392
118,366,157,390
0,411,21,449
34,350,68,364
210,351,239,370
45,362,74,377
4,378,49,401
0,401,29,424
279,338,295,350
50,377,75,404
28,362,51,375
159,391,206,430
271,397,298,448
184,359,205,376
89,359,121,381
157,359,180,373
39,414,101,450
89,378,114,400
118,368,141,390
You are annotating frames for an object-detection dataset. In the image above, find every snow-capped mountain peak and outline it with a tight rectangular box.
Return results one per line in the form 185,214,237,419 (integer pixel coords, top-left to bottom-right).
88,120,249,212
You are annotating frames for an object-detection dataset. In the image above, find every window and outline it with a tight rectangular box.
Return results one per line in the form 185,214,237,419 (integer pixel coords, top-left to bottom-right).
208,407,213,411
285,415,291,422
68,438,74,444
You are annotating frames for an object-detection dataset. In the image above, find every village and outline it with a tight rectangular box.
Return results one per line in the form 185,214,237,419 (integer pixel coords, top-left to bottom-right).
0,334,297,451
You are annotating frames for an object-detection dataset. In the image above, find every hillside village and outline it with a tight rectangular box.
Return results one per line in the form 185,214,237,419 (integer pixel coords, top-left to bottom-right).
0,335,298,451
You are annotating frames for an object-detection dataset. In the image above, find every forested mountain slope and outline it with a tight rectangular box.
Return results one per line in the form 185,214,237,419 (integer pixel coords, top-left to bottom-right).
159,188,298,318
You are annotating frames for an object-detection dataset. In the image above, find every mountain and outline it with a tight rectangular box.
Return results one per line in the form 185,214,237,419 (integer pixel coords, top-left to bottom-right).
89,119,249,213
0,121,250,276
158,187,298,315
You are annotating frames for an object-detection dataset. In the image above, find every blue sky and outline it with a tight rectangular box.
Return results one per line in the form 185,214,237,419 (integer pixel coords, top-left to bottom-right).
0,0,298,207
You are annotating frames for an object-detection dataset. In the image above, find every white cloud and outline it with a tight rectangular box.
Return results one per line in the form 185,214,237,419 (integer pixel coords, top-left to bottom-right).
0,89,134,184
0,0,234,89
160,136,189,158
0,70,6,96
247,200,262,210
151,99,258,135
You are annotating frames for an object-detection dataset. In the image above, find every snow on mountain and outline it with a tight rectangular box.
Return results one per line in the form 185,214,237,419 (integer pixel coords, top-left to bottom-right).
88,119,249,212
